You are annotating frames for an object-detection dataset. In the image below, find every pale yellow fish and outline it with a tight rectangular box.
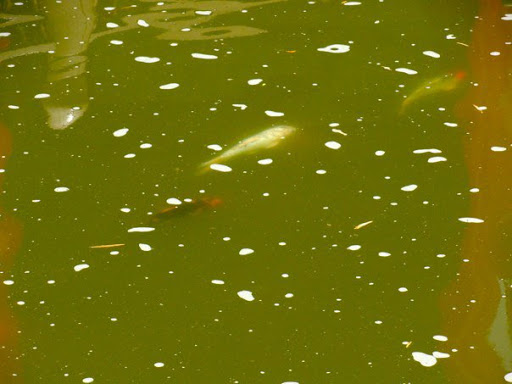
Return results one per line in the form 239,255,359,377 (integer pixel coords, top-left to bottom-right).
199,125,296,173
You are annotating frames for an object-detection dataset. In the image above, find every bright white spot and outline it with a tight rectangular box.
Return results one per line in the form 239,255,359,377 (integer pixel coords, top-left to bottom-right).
378,252,391,257
347,245,361,251
140,143,152,149
17,301,25,305
223,237,231,241
398,287,408,292
34,93,50,99
212,280,225,285
110,40,123,45
74,264,89,272
124,153,136,159
432,351,450,358
154,362,164,368
423,51,440,58
191,53,218,60
0,32,11,37
239,248,254,256
137,19,149,27
113,128,129,137
491,146,507,152
233,103,248,110
207,144,223,151
128,227,155,233
458,217,484,223
375,150,385,156
343,1,361,5
195,10,213,15
7,105,19,110
265,110,284,117
139,243,152,251
502,14,512,21
166,198,182,205
282,382,299,384
469,188,479,193
237,290,255,301
395,68,418,75
325,141,341,150
412,352,437,367
444,122,458,127
428,156,447,163
446,34,456,39
413,148,442,154
159,83,180,90
120,208,131,212
317,44,351,53
505,372,512,382
106,22,119,28
401,184,417,192
82,378,94,384
3,280,14,285
258,158,273,165
490,51,501,56
54,187,69,192
248,78,263,85
135,56,160,63
285,293,294,298
210,164,232,172
316,169,326,174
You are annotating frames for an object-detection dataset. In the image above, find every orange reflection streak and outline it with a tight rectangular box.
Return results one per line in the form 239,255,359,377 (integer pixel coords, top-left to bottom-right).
440,0,512,382
0,121,23,382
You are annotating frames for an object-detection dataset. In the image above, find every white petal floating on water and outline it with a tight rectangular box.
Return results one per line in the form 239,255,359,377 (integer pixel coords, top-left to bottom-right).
248,79,263,85
159,83,180,90
395,67,418,75
82,378,94,384
113,128,129,137
128,227,155,233
347,245,361,251
54,187,69,192
3,280,14,285
325,141,341,150
154,362,164,368
106,22,119,28
74,263,89,272
207,144,223,151
398,287,408,292
375,150,385,156
505,372,512,383
211,280,225,285
458,217,484,223
401,184,417,192
139,243,152,251
239,248,254,256
343,1,361,5
237,290,255,301
191,53,218,60
491,146,507,152
316,169,326,174
135,56,160,63
423,50,440,58
378,252,391,257
137,19,149,27
166,198,182,205
232,103,248,110
412,352,437,367
34,93,50,99
0,32,11,37
258,158,273,165
433,335,448,342
195,10,213,15
317,44,351,53
110,40,123,45
428,156,447,163
210,164,232,172
124,153,136,159
432,351,450,358
140,143,152,149
265,110,284,117
413,148,442,154
444,122,458,127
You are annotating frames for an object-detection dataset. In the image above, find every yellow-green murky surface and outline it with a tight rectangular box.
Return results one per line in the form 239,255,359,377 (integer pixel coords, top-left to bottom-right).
1,0,511,383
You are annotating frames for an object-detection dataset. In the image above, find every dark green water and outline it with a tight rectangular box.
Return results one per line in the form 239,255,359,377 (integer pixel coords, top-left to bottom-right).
1,0,511,383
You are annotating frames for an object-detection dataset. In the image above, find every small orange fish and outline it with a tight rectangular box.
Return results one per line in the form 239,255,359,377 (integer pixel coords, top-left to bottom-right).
149,197,222,224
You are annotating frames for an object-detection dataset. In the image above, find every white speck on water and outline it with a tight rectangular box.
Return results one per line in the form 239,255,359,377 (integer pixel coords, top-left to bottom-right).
398,287,408,292
212,280,225,285
395,67,418,75
0,32,11,37
166,198,182,205
159,83,179,90
233,103,248,110
110,40,123,45
444,122,458,127
248,78,263,85
343,1,361,5
317,44,350,53
17,301,25,306
207,144,223,151
458,217,484,223
137,19,149,27
237,290,255,301
401,184,417,192
347,245,361,251
223,237,231,241
124,153,136,158
413,148,442,154
82,378,94,384
128,227,155,233
210,164,232,172
505,372,512,382
279,242,286,246
491,146,507,152
3,280,14,285
7,105,19,110
428,156,447,163
258,158,273,165
378,252,391,257
282,273,289,278
316,169,327,174
120,207,131,212
54,186,69,192
325,141,341,150
74,263,89,272
106,22,119,28
139,243,152,251
154,362,164,368
502,14,512,21
375,150,385,156
34,93,50,99
375,320,383,324
423,50,440,58
432,351,450,358
265,110,284,117
195,10,213,15
490,51,501,56
285,293,294,298
412,352,437,367
191,52,218,60
140,143,152,149
135,56,160,63
446,34,456,39
239,248,254,256
436,254,446,258
113,128,129,137
282,382,299,384
470,188,479,193
48,280,55,284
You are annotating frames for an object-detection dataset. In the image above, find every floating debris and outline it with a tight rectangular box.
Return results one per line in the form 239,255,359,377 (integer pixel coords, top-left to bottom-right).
354,220,373,230
89,243,125,249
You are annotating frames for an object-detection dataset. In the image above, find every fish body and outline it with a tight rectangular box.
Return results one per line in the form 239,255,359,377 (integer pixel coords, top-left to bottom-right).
400,71,466,114
149,197,222,224
199,125,296,173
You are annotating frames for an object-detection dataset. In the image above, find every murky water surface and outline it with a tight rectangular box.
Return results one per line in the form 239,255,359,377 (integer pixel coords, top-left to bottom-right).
1,0,511,383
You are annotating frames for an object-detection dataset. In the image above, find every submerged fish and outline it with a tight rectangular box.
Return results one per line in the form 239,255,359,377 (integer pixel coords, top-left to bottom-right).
199,125,296,173
400,71,466,114
149,197,222,224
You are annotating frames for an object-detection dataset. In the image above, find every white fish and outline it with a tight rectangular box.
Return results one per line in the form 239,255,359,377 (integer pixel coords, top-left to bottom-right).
199,125,296,173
